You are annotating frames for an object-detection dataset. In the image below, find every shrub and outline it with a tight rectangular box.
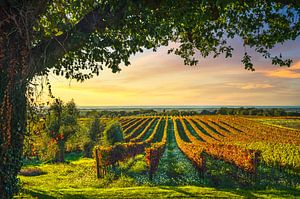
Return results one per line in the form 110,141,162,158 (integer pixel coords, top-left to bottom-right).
102,120,124,146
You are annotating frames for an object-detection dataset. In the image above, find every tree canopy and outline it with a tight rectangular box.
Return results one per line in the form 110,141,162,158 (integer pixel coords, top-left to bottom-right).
4,0,300,82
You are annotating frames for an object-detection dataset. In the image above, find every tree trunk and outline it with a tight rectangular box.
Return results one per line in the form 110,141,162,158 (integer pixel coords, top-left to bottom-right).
0,82,27,199
0,7,30,198
56,141,65,163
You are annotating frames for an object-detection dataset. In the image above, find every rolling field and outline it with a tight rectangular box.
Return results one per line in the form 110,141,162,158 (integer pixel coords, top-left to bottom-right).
18,116,300,198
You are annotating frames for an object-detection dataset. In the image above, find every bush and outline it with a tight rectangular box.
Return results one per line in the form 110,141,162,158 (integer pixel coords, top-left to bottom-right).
102,120,124,146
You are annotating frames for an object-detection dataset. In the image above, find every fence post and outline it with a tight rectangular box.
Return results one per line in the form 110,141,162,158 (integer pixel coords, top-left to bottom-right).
95,149,100,178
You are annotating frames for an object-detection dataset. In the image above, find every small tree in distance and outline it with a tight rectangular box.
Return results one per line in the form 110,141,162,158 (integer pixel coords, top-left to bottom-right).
102,121,124,146
84,116,105,158
47,99,79,162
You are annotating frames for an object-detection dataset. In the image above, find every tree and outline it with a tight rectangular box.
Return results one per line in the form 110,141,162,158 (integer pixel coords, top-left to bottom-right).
89,117,104,143
102,120,124,146
84,116,105,157
47,99,78,162
1,0,300,197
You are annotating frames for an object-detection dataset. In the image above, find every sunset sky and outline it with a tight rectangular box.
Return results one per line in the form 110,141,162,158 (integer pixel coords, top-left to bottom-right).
48,38,300,106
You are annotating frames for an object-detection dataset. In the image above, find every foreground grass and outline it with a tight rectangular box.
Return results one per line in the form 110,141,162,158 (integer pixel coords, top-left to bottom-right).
16,156,300,198
16,185,300,199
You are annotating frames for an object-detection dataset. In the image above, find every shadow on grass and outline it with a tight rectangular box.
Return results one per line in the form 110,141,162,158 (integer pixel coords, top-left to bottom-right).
22,152,83,167
23,189,56,199
161,186,257,198
23,189,89,199
55,193,89,199
159,186,202,198
160,185,299,198
220,186,300,199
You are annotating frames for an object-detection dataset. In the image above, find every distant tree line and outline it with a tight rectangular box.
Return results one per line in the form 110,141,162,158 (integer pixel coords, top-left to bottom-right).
84,109,158,117
83,107,300,117
159,110,198,116
215,107,300,116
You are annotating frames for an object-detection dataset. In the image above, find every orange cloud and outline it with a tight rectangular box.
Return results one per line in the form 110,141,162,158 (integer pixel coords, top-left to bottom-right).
227,83,274,90
241,83,273,90
264,61,300,79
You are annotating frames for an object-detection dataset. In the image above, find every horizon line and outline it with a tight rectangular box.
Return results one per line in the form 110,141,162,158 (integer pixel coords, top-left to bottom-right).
77,105,300,107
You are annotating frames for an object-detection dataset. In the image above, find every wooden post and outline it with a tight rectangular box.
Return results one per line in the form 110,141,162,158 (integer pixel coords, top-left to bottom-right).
95,149,100,178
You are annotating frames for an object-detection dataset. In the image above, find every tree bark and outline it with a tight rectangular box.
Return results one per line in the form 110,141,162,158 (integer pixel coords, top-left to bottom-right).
0,80,27,199
56,141,65,163
0,7,29,198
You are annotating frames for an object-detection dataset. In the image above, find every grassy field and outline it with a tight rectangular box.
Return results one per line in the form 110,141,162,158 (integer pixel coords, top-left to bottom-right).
16,153,300,198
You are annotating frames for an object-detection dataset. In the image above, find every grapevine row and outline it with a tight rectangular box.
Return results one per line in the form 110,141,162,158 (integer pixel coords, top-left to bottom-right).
145,117,168,179
124,118,153,141
121,117,140,129
223,117,300,145
130,118,159,142
192,118,224,141
122,118,144,134
184,117,217,143
177,117,260,173
173,117,206,174
125,118,156,142
145,117,164,143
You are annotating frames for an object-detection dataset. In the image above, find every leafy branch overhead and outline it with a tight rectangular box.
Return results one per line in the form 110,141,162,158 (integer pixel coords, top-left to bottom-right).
22,0,300,81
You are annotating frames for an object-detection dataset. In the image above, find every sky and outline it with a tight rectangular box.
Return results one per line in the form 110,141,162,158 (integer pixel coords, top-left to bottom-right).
48,38,300,106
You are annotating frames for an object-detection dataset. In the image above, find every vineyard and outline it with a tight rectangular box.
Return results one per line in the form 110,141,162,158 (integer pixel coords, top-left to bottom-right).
94,116,300,187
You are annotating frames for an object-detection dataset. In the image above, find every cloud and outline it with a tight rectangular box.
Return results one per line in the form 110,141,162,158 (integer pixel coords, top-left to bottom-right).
241,83,273,90
227,83,274,90
264,61,300,79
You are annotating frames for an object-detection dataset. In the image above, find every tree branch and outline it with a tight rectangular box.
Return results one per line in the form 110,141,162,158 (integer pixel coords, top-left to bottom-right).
28,3,126,79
